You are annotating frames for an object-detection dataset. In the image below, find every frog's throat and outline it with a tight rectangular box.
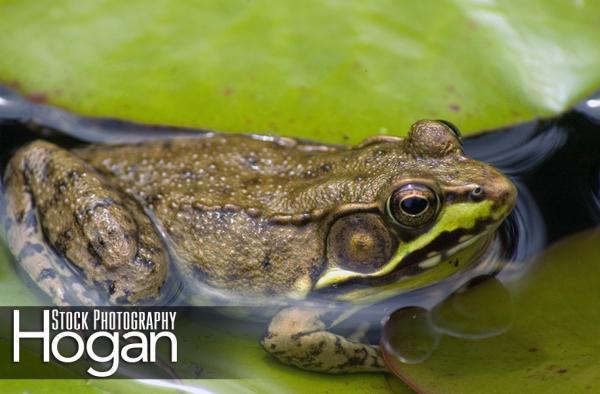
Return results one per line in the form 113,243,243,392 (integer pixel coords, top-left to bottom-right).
315,200,503,290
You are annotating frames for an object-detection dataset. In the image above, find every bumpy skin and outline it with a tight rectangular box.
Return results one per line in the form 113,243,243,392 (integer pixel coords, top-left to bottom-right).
2,120,516,372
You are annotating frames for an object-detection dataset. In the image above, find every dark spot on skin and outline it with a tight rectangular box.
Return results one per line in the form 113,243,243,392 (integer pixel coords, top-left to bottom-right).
37,268,57,281
320,163,332,173
107,280,116,295
242,155,260,170
73,211,84,225
86,242,102,266
22,161,33,178
67,170,80,180
54,229,73,254
136,253,156,271
54,179,68,193
243,177,261,187
528,347,539,352
558,369,567,374
449,103,461,112
23,211,37,228
17,243,44,260
261,256,271,270
40,161,51,181
81,197,118,218
333,336,344,355
144,194,161,205
291,330,318,341
15,210,25,223
181,170,194,179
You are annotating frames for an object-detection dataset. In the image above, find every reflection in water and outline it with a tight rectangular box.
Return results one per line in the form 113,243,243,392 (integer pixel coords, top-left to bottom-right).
381,276,512,370
381,307,439,365
465,119,567,176
430,276,512,339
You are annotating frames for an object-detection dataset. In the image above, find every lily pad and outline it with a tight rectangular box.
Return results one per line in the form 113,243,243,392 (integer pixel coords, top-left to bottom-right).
0,0,600,143
390,229,600,393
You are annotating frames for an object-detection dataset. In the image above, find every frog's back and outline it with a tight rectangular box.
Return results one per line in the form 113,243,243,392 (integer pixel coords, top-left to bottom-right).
74,134,408,299
76,134,409,218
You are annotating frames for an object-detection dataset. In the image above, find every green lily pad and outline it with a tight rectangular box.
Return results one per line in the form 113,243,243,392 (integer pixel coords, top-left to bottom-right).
1,0,600,143
390,228,600,393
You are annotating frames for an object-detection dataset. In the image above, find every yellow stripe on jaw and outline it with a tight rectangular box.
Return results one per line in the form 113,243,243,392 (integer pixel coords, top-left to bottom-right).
335,233,492,304
315,200,495,289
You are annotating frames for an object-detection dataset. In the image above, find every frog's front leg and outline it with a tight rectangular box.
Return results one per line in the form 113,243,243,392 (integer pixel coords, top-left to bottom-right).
3,140,168,305
261,305,387,373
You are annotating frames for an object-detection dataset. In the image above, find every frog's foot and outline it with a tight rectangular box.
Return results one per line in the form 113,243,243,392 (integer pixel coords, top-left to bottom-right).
3,140,169,305
261,305,387,373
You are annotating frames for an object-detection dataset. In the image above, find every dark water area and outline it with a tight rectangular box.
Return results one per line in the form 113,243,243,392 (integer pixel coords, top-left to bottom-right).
466,102,600,245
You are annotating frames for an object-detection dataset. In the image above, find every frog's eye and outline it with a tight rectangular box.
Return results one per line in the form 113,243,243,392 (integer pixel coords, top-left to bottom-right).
386,184,440,229
327,213,398,273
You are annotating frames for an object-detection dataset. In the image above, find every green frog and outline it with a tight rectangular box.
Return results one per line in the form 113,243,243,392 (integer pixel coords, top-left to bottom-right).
1,119,516,373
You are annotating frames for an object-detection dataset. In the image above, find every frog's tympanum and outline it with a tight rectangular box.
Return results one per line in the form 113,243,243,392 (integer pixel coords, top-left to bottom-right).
2,120,516,373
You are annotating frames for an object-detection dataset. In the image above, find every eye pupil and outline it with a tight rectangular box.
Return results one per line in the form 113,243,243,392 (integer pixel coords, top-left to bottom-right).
400,197,428,216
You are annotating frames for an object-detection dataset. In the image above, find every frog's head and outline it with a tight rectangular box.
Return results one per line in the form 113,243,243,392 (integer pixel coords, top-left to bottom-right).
315,120,516,303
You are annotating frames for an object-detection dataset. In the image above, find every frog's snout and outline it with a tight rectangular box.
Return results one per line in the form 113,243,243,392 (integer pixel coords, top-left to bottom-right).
486,170,517,216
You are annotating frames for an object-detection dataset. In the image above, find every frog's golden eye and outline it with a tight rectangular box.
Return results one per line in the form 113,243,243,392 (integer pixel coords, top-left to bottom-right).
386,184,440,229
327,213,398,273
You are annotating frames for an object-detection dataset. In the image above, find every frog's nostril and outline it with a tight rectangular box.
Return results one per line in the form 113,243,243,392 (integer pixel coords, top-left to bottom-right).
469,186,484,200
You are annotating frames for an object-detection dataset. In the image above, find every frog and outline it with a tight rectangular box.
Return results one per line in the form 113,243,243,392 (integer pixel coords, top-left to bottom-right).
1,118,516,373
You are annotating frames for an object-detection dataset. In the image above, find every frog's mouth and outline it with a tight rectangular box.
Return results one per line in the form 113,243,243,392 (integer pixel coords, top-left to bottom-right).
315,200,510,302
317,225,497,303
